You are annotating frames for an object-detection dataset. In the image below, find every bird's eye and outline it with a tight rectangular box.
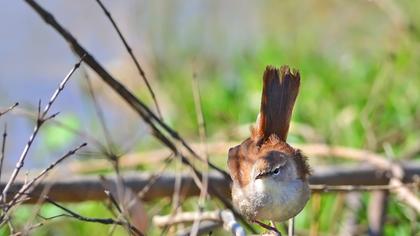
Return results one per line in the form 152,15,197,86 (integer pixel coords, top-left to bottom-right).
273,167,280,175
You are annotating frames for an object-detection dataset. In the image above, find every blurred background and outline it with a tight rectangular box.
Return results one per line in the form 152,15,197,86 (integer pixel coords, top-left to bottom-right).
0,0,419,235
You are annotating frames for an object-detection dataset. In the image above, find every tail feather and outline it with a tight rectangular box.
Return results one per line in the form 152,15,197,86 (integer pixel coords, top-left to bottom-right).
257,65,300,142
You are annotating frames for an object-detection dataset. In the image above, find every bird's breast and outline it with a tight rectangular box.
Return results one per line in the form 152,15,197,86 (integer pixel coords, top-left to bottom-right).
232,178,310,222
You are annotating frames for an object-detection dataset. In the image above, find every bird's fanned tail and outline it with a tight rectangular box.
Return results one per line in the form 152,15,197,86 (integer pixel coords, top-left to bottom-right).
257,65,300,142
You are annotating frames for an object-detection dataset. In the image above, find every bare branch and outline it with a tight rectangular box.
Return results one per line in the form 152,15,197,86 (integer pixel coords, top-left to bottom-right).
1,56,84,203
21,182,57,236
94,0,163,120
12,107,108,153
103,190,122,214
41,55,85,118
82,66,114,154
190,70,210,236
0,103,19,117
6,143,87,209
43,196,144,236
0,125,7,184
100,177,145,235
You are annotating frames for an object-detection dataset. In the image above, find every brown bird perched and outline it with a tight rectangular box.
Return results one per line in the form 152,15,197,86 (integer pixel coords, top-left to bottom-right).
227,65,310,232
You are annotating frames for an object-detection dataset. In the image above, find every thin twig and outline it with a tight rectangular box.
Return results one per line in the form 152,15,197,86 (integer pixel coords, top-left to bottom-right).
94,0,163,119
21,177,58,236
100,178,139,236
137,154,173,199
5,143,87,211
13,107,108,153
82,65,114,153
103,189,122,214
0,125,7,184
0,125,10,205
43,196,144,236
81,63,131,231
255,220,281,235
1,56,85,203
190,70,210,236
166,158,184,234
88,108,171,234
38,213,71,221
41,55,85,119
13,222,43,236
67,89,139,218
0,103,19,117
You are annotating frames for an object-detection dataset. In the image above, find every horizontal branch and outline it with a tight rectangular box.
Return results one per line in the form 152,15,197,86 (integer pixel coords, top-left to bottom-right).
1,162,419,204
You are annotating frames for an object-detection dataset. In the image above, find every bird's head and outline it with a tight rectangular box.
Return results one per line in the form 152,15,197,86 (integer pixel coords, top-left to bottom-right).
228,134,309,188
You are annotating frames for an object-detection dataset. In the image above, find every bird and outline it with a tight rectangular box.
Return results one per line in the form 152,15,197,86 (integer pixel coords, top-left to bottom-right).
227,65,311,233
